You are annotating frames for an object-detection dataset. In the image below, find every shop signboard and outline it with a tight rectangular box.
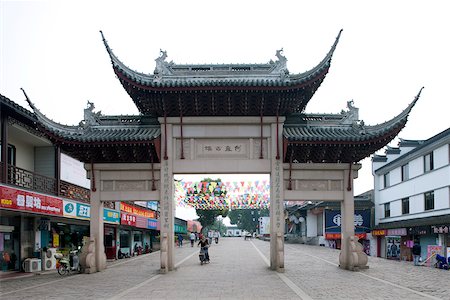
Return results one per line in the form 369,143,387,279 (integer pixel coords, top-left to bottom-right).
120,202,156,219
387,228,407,236
325,209,371,234
104,209,120,224
0,185,63,216
76,203,90,219
407,226,429,236
148,218,158,230
63,200,90,219
63,200,77,217
147,201,158,211
135,216,148,229
371,229,387,236
174,224,186,233
431,225,449,234
121,213,136,226
325,233,366,240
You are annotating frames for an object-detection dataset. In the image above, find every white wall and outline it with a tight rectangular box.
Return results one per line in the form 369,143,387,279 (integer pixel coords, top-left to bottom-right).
306,211,317,238
8,135,34,170
61,153,90,188
375,143,450,225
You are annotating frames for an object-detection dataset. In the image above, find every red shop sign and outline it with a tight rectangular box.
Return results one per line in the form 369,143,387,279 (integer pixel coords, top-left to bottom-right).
121,213,136,226
120,202,156,219
0,186,63,216
325,233,367,240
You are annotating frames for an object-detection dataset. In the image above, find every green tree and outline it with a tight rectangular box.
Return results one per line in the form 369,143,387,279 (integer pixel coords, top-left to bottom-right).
228,209,269,233
194,177,228,232
205,219,227,237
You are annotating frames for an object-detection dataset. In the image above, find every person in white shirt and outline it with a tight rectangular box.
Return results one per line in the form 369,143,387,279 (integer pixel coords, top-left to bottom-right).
189,232,196,247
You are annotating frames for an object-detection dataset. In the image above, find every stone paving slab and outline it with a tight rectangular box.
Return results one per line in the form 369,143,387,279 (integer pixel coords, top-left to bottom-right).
0,238,449,300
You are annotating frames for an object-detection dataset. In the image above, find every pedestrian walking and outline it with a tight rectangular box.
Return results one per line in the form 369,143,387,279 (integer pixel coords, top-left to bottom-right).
412,240,421,266
190,232,196,247
177,233,183,247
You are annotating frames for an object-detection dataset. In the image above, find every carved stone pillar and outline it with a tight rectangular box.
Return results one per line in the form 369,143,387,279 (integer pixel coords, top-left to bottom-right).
270,122,284,272
339,169,368,270
90,168,107,272
160,124,174,272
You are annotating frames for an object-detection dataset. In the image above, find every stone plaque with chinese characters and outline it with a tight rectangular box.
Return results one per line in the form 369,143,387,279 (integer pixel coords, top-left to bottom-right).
196,139,249,159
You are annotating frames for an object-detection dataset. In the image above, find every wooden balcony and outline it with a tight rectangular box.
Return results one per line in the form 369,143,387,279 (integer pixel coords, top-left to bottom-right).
3,164,91,203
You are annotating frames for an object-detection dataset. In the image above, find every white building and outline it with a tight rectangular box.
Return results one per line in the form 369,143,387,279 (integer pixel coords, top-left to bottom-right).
372,128,450,262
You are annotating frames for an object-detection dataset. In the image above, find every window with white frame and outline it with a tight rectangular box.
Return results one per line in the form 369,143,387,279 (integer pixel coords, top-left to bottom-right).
424,191,434,211
424,152,434,173
384,203,390,218
401,164,409,181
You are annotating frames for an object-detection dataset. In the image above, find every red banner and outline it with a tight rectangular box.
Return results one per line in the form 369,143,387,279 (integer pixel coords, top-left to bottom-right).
120,213,136,226
325,233,367,240
120,202,155,219
0,186,63,216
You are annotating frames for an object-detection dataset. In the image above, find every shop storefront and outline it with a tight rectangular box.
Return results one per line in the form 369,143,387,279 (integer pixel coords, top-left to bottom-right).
104,208,120,259
1,185,65,270
373,218,450,262
0,185,121,270
324,209,371,253
119,202,158,256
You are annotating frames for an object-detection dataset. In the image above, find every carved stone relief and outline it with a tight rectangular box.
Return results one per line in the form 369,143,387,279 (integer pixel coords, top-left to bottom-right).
115,180,147,191
298,180,328,191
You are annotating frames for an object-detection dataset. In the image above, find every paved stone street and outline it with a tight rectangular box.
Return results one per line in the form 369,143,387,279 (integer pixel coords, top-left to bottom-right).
0,238,449,299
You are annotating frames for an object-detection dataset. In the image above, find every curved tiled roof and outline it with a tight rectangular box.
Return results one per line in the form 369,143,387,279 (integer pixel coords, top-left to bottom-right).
24,91,160,144
284,88,422,143
100,30,342,90
22,91,161,163
283,88,423,163
1,93,37,121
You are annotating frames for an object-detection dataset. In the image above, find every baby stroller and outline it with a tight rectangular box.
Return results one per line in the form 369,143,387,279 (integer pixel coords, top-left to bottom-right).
199,247,210,265
434,254,449,270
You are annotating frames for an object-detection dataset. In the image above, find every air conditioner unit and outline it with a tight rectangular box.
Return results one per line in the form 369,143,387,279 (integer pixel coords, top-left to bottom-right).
42,248,57,270
23,258,41,272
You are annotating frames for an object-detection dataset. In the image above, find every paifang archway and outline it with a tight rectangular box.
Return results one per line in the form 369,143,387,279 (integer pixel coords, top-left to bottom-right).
27,29,422,273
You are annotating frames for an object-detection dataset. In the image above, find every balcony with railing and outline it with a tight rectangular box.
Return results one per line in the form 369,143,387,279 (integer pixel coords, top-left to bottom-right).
3,164,91,204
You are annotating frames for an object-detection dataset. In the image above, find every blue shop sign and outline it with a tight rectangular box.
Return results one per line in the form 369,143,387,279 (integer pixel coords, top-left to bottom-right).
325,209,371,233
147,218,158,230
146,201,158,211
76,203,91,219
104,208,120,224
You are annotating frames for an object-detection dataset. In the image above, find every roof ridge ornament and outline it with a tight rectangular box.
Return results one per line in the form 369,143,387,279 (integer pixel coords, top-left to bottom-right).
339,100,359,125
154,49,173,78
81,101,102,127
272,48,289,79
